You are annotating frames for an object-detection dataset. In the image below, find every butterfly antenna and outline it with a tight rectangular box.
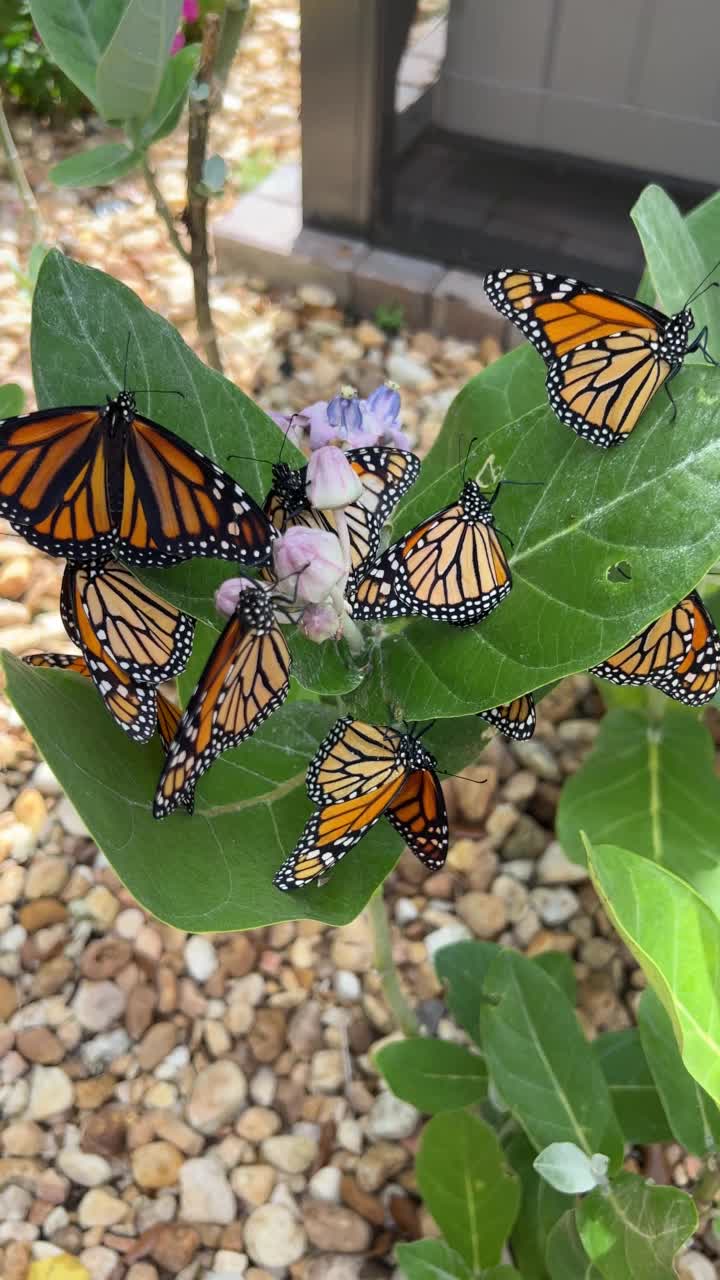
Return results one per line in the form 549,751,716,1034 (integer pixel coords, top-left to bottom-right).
227,452,274,465
138,388,185,398
278,414,302,463
122,331,132,392
413,720,436,740
461,437,479,485
437,770,488,786
685,258,720,307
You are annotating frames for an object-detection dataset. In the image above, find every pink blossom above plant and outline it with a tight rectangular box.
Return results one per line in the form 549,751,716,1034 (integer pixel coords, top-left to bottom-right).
214,575,257,617
306,445,363,510
299,601,344,644
170,30,186,54
182,0,200,21
272,526,347,605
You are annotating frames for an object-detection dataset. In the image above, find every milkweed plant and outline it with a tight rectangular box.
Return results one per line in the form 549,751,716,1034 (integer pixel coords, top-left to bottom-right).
3,3,720,1277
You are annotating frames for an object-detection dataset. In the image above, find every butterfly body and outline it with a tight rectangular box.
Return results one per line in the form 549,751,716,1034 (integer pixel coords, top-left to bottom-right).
274,718,449,891
263,447,421,578
0,391,274,567
154,581,291,818
351,478,511,627
590,591,720,706
485,268,710,447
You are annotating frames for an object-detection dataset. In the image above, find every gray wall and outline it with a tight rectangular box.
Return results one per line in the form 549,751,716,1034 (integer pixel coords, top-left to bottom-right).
433,0,720,183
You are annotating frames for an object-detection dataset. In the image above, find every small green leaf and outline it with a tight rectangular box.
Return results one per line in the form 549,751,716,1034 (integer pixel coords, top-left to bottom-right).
589,842,720,1107
638,987,720,1155
479,951,624,1169
29,0,121,104
506,1132,566,1280
533,1143,605,1195
592,1029,671,1145
395,1240,474,1280
483,1268,523,1279
558,708,720,914
631,185,720,363
532,951,576,1005
201,152,226,192
375,1039,487,1114
289,630,366,696
434,940,499,1046
96,0,182,121
50,144,141,188
546,1211,603,1280
416,1111,520,1270
27,243,50,289
0,384,25,418
139,42,200,144
577,1172,697,1280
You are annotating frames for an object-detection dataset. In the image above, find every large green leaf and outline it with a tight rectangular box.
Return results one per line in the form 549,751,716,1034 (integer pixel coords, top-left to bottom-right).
375,1038,487,1114
373,345,720,718
589,842,720,1107
416,1111,520,1271
546,1211,602,1280
396,1240,474,1280
506,1132,566,1280
95,0,182,121
479,951,624,1169
631,185,720,359
50,143,141,188
30,0,124,104
638,988,720,1155
592,1029,671,1146
2,656,399,930
557,708,720,915
576,1173,696,1280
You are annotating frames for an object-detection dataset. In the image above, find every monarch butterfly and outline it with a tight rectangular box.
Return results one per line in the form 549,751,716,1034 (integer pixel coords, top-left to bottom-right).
154,580,292,818
590,591,720,706
479,693,536,740
263,446,420,577
484,269,717,448
273,718,448,891
60,561,194,744
350,479,511,627
22,651,195,812
0,390,274,566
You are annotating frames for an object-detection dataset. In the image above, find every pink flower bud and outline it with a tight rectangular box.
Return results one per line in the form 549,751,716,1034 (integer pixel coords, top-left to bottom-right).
182,0,200,21
272,527,346,605
215,575,256,617
299,601,344,644
170,30,186,53
306,445,363,510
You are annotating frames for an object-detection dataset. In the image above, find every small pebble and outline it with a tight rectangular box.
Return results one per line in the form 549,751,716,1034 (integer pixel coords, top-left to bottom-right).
185,935,219,982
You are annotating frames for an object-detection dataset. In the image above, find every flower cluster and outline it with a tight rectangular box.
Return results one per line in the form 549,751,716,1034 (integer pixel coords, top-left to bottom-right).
271,382,411,452
216,382,409,650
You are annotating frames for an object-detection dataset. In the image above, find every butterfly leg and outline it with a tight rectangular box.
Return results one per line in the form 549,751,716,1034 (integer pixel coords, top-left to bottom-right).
686,325,719,366
664,376,678,424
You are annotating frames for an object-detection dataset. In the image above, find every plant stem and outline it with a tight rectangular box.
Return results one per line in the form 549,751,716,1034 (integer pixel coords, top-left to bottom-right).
0,97,44,245
214,0,250,93
187,14,223,372
367,885,420,1037
141,154,191,263
184,4,251,373
693,1154,720,1221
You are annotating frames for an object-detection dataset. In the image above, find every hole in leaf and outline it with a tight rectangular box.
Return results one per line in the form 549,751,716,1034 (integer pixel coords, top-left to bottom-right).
607,561,632,583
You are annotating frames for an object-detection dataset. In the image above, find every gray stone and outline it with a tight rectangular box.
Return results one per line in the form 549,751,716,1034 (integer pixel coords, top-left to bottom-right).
180,1156,236,1225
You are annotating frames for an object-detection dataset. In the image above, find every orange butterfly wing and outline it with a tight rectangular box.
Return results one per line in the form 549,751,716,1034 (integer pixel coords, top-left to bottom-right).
590,592,720,706
385,768,448,868
479,694,536,740
0,408,114,561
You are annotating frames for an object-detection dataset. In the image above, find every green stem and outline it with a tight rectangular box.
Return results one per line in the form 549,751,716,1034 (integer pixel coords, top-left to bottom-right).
646,685,667,727
214,0,251,93
693,1154,720,1220
367,885,420,1036
0,97,44,245
141,153,191,263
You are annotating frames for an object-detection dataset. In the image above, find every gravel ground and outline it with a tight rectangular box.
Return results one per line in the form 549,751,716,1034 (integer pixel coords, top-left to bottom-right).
0,3,717,1277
